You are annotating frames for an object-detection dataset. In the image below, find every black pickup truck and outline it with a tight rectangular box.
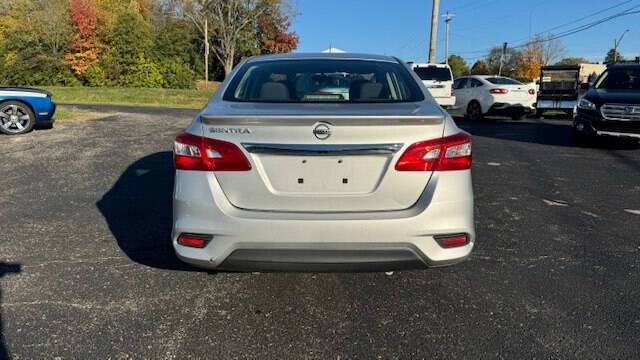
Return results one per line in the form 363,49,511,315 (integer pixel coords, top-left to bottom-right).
573,63,640,144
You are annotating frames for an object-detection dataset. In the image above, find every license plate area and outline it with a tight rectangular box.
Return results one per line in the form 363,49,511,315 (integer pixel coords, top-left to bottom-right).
255,154,391,195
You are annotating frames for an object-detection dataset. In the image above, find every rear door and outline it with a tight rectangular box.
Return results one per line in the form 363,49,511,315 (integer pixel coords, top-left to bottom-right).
453,77,471,113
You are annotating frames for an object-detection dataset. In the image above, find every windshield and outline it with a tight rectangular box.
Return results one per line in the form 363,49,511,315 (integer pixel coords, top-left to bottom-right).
486,77,522,85
413,66,452,82
224,59,424,103
594,69,640,90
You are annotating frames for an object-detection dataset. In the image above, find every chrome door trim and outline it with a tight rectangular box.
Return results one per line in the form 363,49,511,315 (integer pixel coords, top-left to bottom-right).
242,143,404,156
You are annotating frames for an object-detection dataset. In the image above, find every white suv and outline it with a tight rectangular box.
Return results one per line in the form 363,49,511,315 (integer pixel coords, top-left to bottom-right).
411,63,456,108
172,53,475,272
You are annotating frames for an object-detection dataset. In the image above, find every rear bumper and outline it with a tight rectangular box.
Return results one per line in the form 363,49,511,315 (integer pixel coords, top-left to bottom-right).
172,170,475,272
486,103,534,116
537,99,577,110
433,96,456,108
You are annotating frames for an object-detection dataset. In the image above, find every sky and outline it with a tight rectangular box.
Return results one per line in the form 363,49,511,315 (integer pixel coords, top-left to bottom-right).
292,0,640,65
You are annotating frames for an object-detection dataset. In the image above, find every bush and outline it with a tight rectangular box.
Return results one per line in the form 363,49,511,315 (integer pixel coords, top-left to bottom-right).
119,54,163,88
159,59,195,89
84,64,108,87
1,53,81,86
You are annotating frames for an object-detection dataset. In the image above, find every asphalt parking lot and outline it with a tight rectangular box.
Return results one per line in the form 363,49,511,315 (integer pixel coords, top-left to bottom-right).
1,108,639,359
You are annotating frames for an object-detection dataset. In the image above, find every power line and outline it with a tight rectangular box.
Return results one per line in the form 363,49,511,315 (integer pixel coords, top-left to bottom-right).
453,2,640,60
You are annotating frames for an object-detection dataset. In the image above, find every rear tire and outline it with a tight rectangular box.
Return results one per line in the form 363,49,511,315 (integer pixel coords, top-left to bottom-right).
0,101,35,135
535,109,544,118
466,101,483,121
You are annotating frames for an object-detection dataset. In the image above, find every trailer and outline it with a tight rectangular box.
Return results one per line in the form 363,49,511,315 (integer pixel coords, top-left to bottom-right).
536,63,606,117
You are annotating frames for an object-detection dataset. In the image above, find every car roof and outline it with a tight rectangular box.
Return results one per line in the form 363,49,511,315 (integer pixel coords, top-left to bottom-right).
245,52,400,64
411,63,451,68
607,63,640,70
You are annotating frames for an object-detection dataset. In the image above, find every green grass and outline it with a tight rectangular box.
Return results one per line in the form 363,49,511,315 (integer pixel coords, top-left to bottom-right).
44,84,220,109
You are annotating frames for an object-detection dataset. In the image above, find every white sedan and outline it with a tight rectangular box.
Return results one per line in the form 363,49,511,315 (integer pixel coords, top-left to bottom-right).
172,53,475,272
449,75,537,120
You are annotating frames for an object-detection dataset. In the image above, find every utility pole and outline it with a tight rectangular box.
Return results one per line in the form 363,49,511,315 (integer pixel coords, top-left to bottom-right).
498,42,507,76
443,12,455,64
428,0,440,64
614,29,629,63
204,18,209,86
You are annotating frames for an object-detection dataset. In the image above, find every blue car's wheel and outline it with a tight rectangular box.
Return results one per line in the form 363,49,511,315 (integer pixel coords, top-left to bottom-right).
0,101,35,135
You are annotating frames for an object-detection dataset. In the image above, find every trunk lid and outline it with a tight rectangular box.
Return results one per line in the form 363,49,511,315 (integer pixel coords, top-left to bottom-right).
501,84,534,102
201,102,445,212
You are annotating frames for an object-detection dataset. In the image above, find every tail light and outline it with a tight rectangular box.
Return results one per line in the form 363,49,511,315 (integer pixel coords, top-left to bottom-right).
489,88,508,94
174,132,251,171
395,133,472,171
451,88,455,97
435,234,469,248
177,233,212,248
528,89,536,95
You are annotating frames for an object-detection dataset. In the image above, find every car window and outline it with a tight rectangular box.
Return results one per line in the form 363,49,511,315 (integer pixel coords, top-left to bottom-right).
470,79,484,88
413,66,452,82
454,78,468,89
594,69,640,90
224,59,425,103
485,77,522,85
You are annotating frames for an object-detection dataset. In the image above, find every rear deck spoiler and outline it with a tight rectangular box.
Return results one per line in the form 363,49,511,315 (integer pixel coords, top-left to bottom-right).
200,115,444,126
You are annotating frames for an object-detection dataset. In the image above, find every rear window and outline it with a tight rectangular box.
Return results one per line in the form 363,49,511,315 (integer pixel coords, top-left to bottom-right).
486,77,522,85
413,66,452,81
223,59,424,103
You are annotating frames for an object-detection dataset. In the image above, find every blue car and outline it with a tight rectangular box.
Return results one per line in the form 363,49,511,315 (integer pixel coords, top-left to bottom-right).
0,87,56,135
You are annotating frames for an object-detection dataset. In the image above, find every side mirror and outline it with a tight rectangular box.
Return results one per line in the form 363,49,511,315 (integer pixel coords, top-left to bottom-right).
580,82,590,91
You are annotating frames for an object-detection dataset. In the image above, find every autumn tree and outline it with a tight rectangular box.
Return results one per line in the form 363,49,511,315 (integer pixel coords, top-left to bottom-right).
257,0,299,54
0,0,77,85
66,0,102,76
470,60,488,75
516,35,565,80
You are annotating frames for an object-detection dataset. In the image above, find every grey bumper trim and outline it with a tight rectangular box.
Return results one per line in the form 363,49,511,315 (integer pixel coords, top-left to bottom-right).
217,247,471,272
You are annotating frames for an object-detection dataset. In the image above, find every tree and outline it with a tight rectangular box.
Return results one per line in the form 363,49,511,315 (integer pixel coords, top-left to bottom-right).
0,0,76,86
66,0,102,76
516,35,565,80
486,46,521,77
556,57,589,66
103,11,154,83
447,55,468,78
208,0,273,76
470,60,488,75
605,48,624,63
257,0,298,54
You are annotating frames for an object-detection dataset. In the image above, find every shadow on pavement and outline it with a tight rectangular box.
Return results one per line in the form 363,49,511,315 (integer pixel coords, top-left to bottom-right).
97,151,197,271
455,117,640,150
1,262,21,360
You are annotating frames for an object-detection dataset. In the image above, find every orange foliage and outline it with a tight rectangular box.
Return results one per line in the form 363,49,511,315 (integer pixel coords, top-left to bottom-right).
65,0,101,75
518,46,544,80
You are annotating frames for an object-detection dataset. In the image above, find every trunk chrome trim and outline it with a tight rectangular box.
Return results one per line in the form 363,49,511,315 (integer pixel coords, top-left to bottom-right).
242,143,404,156
201,115,443,126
